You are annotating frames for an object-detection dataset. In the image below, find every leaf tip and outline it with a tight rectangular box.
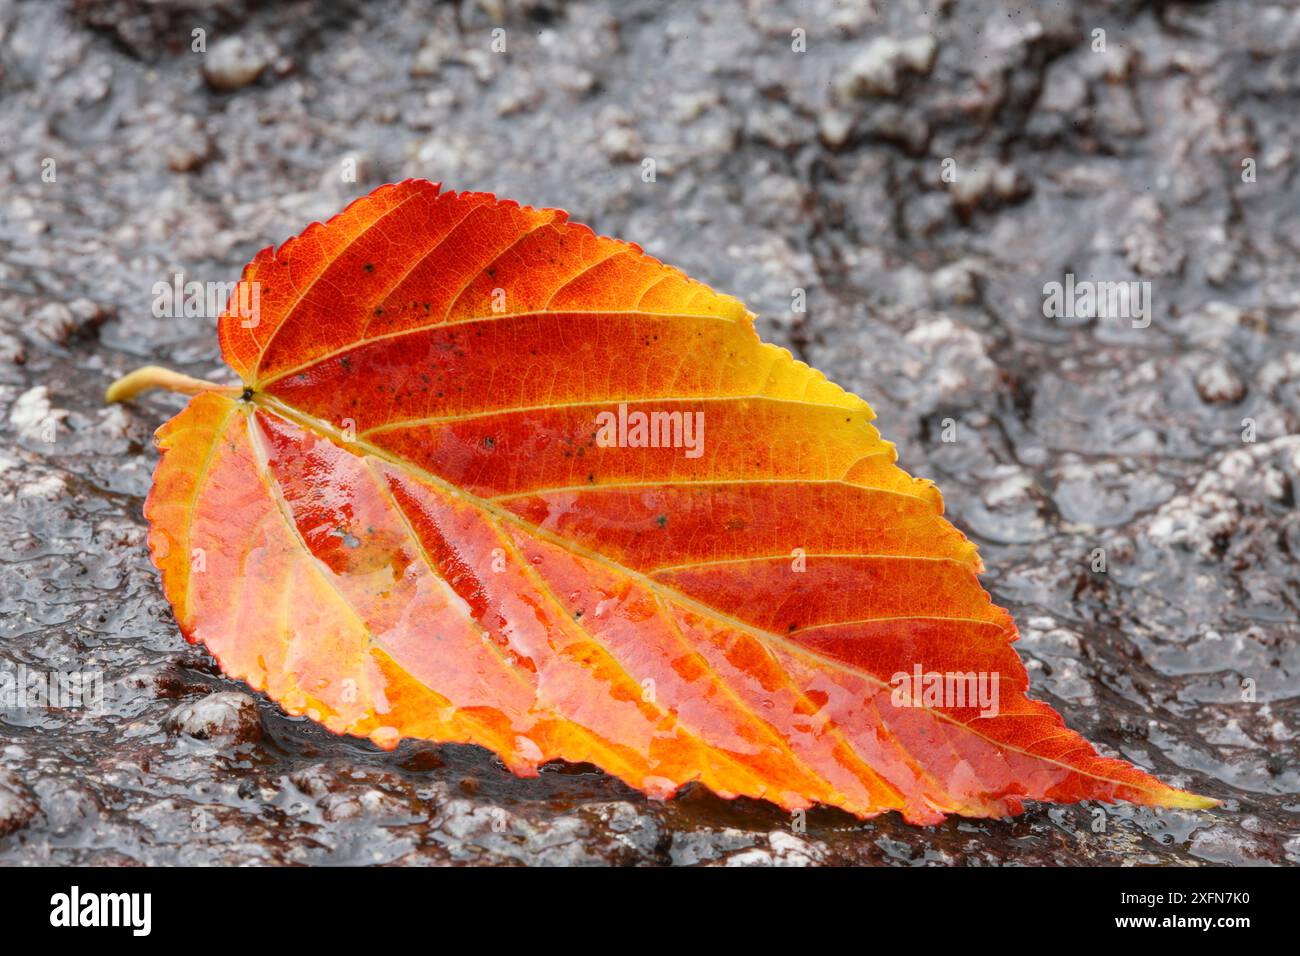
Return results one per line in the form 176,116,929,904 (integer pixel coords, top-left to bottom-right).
1159,789,1222,811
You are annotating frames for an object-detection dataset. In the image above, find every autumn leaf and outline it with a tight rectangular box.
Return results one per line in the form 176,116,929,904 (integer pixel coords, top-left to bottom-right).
108,179,1216,823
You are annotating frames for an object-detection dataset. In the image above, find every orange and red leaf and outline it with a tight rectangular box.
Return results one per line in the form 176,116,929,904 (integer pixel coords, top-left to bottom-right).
139,179,1215,823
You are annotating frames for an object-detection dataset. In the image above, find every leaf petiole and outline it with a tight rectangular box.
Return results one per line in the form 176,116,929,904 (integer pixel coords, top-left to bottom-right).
104,365,243,404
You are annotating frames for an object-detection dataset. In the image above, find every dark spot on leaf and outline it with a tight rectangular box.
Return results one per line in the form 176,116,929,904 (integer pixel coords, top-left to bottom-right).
330,527,362,549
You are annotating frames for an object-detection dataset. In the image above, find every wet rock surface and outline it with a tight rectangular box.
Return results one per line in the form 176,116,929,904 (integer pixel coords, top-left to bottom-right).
166,690,263,744
1,0,1296,865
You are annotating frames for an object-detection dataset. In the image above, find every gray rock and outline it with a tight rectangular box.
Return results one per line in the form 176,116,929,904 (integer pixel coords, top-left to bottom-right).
0,770,39,838
167,692,263,745
8,386,67,442
836,35,938,99
1194,357,1246,404
202,35,275,92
